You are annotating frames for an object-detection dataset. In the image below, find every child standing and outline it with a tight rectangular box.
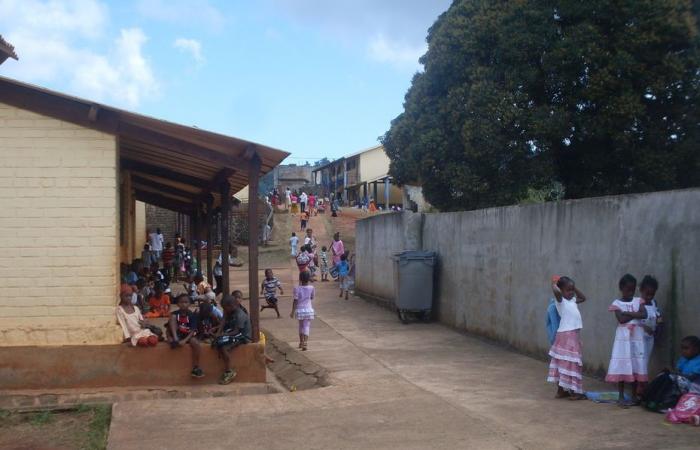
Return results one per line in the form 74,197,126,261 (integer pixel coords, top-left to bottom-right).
547,276,587,400
291,271,315,351
605,274,648,407
319,246,329,282
166,294,204,378
260,268,284,318
337,254,350,300
639,275,662,394
290,232,299,257
300,210,309,231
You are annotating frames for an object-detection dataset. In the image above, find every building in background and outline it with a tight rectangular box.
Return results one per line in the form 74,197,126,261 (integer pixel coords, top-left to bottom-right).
312,145,401,208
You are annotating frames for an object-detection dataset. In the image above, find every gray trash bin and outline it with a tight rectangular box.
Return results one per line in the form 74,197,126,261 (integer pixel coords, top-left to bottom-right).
393,251,437,324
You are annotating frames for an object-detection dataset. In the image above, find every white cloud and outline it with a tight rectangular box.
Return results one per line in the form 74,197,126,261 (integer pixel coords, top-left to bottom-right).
136,0,226,31
0,0,158,108
368,34,426,70
173,38,204,66
265,0,450,70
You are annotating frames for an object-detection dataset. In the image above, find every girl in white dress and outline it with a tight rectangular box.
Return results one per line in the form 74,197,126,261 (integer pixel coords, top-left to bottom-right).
605,274,648,407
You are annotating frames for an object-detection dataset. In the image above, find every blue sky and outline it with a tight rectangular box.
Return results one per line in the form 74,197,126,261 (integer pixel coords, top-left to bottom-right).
0,0,451,163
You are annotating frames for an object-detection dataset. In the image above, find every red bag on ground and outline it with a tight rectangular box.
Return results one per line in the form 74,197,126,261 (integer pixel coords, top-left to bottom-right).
666,393,700,426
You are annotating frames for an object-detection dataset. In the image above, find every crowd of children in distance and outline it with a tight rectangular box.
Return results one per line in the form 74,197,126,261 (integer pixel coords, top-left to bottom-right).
547,274,699,424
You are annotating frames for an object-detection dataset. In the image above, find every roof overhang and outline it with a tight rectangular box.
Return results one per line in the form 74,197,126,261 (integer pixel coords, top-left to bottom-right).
0,35,18,65
0,76,289,212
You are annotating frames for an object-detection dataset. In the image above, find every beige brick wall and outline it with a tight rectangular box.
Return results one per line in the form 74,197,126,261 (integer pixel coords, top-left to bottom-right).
0,103,122,346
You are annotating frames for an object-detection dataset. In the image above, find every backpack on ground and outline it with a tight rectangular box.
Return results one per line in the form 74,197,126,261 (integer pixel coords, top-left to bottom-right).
642,371,682,412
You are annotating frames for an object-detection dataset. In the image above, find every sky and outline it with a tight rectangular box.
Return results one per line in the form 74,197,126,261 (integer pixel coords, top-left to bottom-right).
0,0,451,163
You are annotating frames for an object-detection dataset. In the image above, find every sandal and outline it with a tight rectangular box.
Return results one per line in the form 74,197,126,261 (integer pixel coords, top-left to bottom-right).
568,393,587,401
219,369,237,385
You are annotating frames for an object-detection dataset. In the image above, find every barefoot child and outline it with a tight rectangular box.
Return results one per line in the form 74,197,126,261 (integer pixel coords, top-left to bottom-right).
166,294,204,378
291,270,315,351
547,276,587,400
260,268,284,317
605,274,648,407
212,295,252,384
337,253,350,300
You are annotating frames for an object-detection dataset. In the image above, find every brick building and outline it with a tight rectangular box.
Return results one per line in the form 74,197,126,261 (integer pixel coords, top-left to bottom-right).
0,76,288,347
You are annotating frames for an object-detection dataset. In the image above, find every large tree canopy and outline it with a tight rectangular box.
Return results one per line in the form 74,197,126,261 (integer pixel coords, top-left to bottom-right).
382,0,700,211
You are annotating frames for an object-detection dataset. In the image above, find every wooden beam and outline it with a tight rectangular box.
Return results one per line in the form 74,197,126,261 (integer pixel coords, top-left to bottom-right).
131,175,201,201
220,182,232,297
134,189,194,215
248,155,262,342
0,79,119,134
205,197,213,286
119,121,251,171
208,168,236,192
121,159,211,189
194,207,202,274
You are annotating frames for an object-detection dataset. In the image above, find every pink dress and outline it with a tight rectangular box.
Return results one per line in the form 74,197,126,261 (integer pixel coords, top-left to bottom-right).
331,239,345,265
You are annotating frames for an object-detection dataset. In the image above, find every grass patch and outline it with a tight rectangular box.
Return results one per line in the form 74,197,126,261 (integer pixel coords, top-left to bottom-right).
0,404,112,450
84,404,112,450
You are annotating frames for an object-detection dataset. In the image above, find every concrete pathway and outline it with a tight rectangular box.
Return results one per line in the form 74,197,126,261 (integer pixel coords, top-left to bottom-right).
108,215,699,449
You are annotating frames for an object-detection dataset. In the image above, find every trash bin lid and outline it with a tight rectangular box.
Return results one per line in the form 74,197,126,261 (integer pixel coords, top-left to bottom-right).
394,251,437,260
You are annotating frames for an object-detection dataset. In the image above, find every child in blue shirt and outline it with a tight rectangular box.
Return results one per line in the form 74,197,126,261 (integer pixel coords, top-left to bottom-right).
337,254,350,300
673,335,700,392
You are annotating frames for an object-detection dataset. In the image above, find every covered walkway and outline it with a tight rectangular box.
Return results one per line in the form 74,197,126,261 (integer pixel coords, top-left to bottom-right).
0,76,289,341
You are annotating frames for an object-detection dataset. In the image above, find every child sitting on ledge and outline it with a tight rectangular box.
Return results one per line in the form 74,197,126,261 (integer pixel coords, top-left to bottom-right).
116,287,158,347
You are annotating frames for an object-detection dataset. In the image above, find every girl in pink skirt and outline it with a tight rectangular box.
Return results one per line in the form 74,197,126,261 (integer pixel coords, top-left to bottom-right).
605,273,648,407
547,276,588,400
291,270,315,351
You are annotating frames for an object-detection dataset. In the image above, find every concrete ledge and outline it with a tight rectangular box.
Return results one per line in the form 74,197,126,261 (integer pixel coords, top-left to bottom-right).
0,342,266,390
353,290,394,312
264,331,329,391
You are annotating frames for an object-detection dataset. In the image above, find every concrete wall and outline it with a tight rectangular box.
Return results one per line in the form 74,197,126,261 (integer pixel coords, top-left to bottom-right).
0,103,122,346
355,189,700,375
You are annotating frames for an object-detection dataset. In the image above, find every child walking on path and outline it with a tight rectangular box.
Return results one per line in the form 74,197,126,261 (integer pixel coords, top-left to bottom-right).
605,274,648,407
260,268,284,318
319,246,329,281
290,232,299,257
291,271,315,351
336,254,350,300
547,275,587,400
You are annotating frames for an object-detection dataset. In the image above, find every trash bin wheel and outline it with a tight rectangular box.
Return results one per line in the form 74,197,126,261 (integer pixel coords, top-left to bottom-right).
397,309,409,324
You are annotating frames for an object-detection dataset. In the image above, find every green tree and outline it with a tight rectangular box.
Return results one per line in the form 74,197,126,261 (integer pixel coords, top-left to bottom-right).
382,0,700,211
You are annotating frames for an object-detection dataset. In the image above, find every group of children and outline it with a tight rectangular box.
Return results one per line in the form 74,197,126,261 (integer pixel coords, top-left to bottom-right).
116,279,253,384
283,226,354,350
547,274,699,414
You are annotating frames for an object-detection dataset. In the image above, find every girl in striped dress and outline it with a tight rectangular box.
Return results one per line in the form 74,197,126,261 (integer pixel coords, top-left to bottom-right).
547,276,587,400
